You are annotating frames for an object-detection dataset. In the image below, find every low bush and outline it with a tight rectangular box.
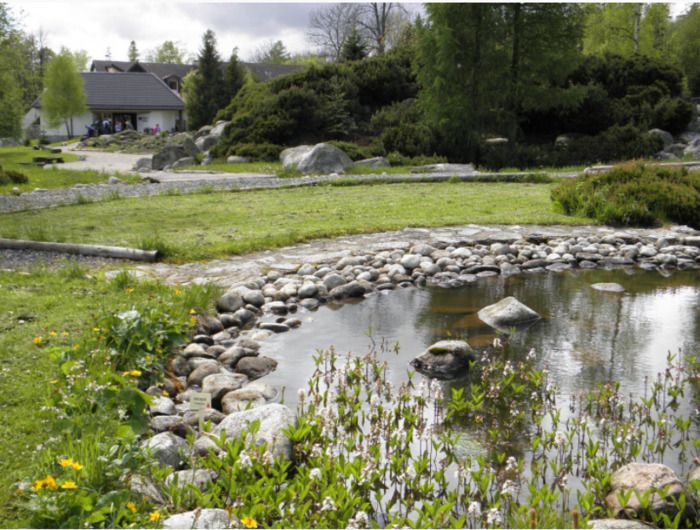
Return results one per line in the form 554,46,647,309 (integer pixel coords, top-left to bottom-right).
325,141,373,161
551,161,700,227
227,142,283,162
0,166,29,185
386,151,447,166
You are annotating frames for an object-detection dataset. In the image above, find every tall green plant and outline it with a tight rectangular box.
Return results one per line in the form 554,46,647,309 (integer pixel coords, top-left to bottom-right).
186,29,226,130
42,49,87,137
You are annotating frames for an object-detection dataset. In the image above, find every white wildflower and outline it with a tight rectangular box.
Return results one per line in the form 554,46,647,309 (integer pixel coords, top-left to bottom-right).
467,501,481,518
486,508,502,527
526,348,536,361
500,479,516,497
321,496,336,512
354,511,369,528
298,388,306,402
309,467,322,481
493,337,502,349
505,456,518,472
238,450,252,469
555,431,567,448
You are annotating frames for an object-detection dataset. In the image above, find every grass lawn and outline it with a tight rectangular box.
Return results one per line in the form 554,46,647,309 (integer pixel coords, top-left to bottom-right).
0,266,219,526
0,146,142,195
172,160,418,176
0,182,592,262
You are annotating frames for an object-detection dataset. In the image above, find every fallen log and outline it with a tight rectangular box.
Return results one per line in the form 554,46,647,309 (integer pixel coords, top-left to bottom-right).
0,238,159,262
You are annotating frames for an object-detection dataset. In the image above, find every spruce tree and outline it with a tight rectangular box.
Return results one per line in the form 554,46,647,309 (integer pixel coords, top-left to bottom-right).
223,48,246,104
340,26,367,62
128,40,139,62
187,29,225,130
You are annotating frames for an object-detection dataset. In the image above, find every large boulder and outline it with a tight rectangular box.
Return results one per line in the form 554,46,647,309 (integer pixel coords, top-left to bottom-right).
152,137,198,170
209,120,229,139
477,296,540,332
606,463,694,521
213,404,296,461
235,356,278,380
352,156,390,169
587,519,655,529
195,135,219,152
410,340,476,379
281,143,352,174
647,128,674,147
163,509,234,529
132,157,152,172
217,290,244,313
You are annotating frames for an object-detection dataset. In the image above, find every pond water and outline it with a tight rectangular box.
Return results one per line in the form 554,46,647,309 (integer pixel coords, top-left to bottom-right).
259,269,700,417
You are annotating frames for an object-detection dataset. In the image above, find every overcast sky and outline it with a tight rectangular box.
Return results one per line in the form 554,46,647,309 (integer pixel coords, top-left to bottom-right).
8,1,424,65
8,2,693,66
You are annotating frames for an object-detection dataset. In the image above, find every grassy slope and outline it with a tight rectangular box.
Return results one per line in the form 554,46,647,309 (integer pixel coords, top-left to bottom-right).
0,182,592,262
0,146,141,195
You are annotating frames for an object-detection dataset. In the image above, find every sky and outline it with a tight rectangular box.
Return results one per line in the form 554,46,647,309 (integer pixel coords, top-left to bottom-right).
8,1,694,66
8,1,424,65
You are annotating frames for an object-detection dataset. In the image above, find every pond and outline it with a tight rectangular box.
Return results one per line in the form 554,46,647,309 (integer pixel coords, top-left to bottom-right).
259,269,700,413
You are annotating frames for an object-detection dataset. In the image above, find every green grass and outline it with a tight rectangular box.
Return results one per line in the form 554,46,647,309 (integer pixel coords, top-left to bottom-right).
174,161,279,174
0,182,593,262
0,146,141,195
0,265,219,526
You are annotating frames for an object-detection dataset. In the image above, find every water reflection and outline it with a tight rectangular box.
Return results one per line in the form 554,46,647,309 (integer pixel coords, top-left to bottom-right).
259,269,700,411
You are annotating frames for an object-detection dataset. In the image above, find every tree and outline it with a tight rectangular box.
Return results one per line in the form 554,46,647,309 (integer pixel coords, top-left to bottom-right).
308,3,361,61
128,40,139,62
253,40,290,64
186,29,225,130
146,40,187,64
340,26,367,62
223,48,246,105
42,49,87,137
670,4,700,94
357,3,407,55
67,49,89,71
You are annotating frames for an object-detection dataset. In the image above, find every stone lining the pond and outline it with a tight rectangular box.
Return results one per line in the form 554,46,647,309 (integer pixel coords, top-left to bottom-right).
133,223,700,523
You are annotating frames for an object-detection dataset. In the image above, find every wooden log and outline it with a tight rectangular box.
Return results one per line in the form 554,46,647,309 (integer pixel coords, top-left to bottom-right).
0,238,159,262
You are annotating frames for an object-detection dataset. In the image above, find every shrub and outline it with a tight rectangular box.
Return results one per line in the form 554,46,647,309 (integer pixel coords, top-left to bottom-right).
551,161,700,228
326,141,372,161
386,151,447,166
228,142,283,162
0,165,29,185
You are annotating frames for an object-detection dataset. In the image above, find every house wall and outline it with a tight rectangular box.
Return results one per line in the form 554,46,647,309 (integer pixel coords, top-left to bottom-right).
135,110,181,133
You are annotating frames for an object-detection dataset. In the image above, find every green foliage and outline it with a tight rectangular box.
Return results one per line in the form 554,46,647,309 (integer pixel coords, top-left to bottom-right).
253,40,291,64
552,161,700,227
669,5,700,94
325,140,372,161
0,165,28,184
42,50,88,137
146,40,187,64
127,40,139,63
222,49,246,106
186,30,226,130
227,142,283,162
339,26,367,62
385,151,447,166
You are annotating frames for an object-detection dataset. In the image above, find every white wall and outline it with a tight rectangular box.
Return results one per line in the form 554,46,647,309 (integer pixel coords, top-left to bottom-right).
36,110,94,139
135,110,180,133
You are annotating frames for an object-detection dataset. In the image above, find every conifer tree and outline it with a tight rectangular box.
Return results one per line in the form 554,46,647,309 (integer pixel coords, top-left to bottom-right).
128,40,139,62
187,29,225,129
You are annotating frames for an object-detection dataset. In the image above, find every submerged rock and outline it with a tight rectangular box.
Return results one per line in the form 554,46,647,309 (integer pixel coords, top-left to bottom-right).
591,282,626,293
477,296,540,332
410,340,476,379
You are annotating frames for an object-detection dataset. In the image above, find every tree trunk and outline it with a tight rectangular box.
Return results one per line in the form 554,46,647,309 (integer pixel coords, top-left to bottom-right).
0,238,160,262
633,4,642,53
508,3,522,147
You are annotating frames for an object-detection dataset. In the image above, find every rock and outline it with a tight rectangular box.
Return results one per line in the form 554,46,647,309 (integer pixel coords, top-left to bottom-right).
587,519,655,529
183,343,211,359
165,469,216,489
194,125,213,139
209,121,229,139
152,139,198,170
107,176,122,185
171,156,195,168
606,463,690,520
132,157,152,172
221,388,267,414
259,322,290,333
195,134,218,152
151,415,186,433
400,254,422,270
299,298,320,310
477,296,541,332
409,340,476,379
236,356,278,379
352,156,390,169
141,432,188,469
193,436,222,457
130,474,165,504
323,273,347,290
196,315,224,335
282,143,352,174
149,396,177,416
217,290,245,313
187,361,221,387
242,289,265,307
213,404,296,461
591,282,626,293
202,372,248,403
226,155,250,164
647,128,674,147
163,508,234,529
297,282,318,299
219,345,258,367
329,280,366,299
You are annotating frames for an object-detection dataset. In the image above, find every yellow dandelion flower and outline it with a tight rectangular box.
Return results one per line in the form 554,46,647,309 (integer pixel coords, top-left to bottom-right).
122,370,142,377
43,475,58,490
58,458,74,468
49,331,57,337
92,327,100,333
149,511,161,522
162,390,169,397
188,309,196,315
241,516,258,529
73,343,80,350
62,331,69,337
33,336,42,345
126,287,135,293
61,480,77,490
71,462,83,471
126,501,137,513
50,379,60,385
31,480,44,492
175,289,182,296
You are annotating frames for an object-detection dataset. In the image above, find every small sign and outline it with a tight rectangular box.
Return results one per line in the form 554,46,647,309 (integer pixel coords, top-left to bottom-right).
190,392,212,412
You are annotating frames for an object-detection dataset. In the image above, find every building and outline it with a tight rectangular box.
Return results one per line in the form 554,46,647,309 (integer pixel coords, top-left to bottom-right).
24,71,185,139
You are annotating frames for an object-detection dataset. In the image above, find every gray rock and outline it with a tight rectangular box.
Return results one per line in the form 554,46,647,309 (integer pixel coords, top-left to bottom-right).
194,125,213,139
150,396,177,416
163,508,233,529
400,254,422,270
323,273,347,290
141,432,188,469
164,469,217,489
213,404,296,461
259,322,290,333
409,340,476,379
151,415,186,433
219,345,258,367
279,145,312,167
195,134,218,152
242,289,265,307
152,139,198,170
221,388,267,414
209,120,229,139
477,296,541,332
130,474,165,504
591,282,626,293
193,436,222,457
187,361,221,387
352,156,390,169
236,356,278,379
329,280,366,299
202,372,248,402
299,298,320,310
171,156,196,168
289,143,353,174
226,155,250,164
132,157,152,172
217,291,244,313
298,282,318,299
647,128,674,147
606,463,690,520
107,176,122,185
587,519,655,529
183,343,210,359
